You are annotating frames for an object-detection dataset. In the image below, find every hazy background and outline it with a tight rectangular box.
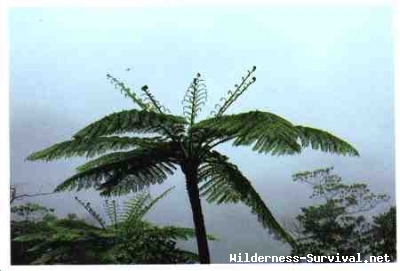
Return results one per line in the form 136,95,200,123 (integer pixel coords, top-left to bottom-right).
10,7,394,263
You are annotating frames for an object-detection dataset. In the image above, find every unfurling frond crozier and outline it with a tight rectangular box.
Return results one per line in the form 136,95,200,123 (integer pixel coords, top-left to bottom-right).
106,74,150,110
182,73,207,126
140,85,171,114
211,66,257,117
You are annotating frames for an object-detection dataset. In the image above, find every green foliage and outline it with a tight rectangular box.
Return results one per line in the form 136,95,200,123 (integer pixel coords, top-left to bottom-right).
290,167,391,261
199,150,296,246
12,189,210,264
107,74,170,114
11,203,54,217
106,73,150,110
54,144,178,196
11,203,59,265
140,84,171,114
182,73,207,126
368,206,396,261
26,136,160,161
28,67,360,258
212,66,257,117
193,112,359,156
74,196,107,229
72,109,187,140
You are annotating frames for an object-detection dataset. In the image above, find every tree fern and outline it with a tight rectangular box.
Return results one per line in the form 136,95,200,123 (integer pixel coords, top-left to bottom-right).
28,66,359,263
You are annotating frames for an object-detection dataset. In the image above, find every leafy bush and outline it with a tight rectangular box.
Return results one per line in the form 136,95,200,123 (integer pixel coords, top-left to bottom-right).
289,167,394,261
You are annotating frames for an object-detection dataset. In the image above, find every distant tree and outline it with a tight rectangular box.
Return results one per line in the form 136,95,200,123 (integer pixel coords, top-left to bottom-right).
368,206,396,261
12,188,212,264
27,67,359,263
11,203,57,264
289,167,389,260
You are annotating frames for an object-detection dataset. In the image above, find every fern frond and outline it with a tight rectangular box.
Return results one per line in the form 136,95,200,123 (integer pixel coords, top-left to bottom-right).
26,136,163,161
106,74,150,110
137,186,174,219
54,145,178,195
211,66,256,117
194,110,358,157
75,142,178,172
103,199,120,228
73,109,187,140
74,197,107,229
121,192,151,230
198,150,296,247
295,126,359,156
194,110,301,155
182,73,207,126
119,187,174,232
140,85,171,114
56,162,173,196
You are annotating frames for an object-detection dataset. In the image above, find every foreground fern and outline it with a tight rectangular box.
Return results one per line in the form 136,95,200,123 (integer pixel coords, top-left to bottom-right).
13,188,210,264
27,66,359,263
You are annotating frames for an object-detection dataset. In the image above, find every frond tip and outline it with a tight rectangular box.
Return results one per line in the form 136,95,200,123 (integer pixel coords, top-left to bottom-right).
140,85,171,114
295,126,359,156
26,136,161,161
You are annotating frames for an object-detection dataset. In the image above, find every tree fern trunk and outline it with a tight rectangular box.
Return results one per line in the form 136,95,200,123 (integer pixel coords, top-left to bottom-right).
183,163,211,264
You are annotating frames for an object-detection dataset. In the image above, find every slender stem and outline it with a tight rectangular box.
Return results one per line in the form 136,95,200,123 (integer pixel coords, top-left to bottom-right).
182,163,211,264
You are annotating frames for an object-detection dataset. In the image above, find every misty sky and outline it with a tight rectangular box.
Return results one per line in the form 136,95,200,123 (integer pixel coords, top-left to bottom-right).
9,7,394,263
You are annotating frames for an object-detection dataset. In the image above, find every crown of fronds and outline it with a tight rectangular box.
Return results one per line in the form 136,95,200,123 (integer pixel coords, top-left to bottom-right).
182,73,207,126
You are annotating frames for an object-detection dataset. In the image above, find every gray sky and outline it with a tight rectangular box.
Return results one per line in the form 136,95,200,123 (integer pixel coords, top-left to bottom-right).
10,7,394,263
